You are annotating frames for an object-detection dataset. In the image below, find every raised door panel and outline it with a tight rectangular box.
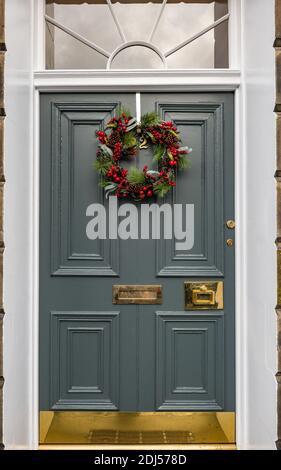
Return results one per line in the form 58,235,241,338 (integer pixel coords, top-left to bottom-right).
150,101,224,277
51,101,121,276
50,311,119,410
156,312,224,410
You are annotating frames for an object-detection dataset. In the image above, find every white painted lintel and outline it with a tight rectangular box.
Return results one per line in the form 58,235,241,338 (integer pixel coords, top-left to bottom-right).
34,70,241,92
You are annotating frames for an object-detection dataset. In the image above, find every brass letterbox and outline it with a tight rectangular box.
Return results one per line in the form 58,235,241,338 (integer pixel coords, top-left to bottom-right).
184,281,224,310
113,285,162,305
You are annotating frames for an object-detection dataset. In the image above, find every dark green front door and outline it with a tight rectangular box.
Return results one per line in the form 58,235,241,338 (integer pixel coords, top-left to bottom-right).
40,92,235,413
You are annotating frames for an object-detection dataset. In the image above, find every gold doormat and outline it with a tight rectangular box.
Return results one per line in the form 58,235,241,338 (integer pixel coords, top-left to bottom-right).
88,430,195,445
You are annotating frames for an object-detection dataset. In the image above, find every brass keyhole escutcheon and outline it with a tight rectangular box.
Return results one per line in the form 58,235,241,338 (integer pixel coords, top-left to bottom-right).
226,238,234,247
226,220,235,229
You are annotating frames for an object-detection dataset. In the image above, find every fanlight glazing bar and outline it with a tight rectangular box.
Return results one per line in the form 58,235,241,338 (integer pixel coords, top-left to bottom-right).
45,14,111,58
106,0,127,43
148,0,168,42
164,13,230,58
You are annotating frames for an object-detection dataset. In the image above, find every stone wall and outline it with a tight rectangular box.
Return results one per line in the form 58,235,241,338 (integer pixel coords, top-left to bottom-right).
275,0,281,451
0,0,4,452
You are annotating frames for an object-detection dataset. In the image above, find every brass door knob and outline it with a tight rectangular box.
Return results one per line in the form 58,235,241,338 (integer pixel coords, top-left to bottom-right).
226,238,234,247
226,220,235,229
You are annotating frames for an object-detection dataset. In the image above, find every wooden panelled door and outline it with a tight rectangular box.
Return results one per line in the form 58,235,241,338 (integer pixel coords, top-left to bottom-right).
39,92,235,444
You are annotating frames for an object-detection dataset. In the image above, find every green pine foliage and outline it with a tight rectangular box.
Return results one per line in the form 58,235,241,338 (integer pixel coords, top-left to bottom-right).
99,179,111,188
153,181,171,198
116,107,131,119
94,158,111,176
153,143,166,162
127,167,146,184
177,155,191,170
141,112,161,128
123,131,137,149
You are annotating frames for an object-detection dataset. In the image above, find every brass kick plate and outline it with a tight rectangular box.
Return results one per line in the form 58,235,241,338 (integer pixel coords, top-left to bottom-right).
39,411,235,446
113,285,162,304
184,281,224,310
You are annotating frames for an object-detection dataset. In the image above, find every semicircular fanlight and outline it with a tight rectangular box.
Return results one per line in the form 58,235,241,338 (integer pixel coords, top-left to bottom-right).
45,0,230,70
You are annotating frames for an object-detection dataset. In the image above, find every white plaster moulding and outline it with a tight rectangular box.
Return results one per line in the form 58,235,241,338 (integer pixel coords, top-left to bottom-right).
33,70,241,92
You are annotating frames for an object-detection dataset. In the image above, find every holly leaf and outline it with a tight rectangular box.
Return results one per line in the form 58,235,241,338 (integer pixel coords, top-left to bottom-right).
145,131,156,142
168,129,179,138
179,146,192,154
105,122,117,129
146,170,160,177
167,150,174,160
100,144,113,157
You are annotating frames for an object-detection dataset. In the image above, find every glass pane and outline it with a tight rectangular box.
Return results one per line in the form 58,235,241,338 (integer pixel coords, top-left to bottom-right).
45,0,229,70
153,2,214,52
53,28,108,69
166,32,215,69
111,45,164,69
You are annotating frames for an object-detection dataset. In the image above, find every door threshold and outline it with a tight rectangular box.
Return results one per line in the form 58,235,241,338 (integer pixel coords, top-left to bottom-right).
40,411,235,446
39,444,236,450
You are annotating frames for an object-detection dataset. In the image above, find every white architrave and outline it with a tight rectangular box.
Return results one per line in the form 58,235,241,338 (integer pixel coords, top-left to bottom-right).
3,0,277,451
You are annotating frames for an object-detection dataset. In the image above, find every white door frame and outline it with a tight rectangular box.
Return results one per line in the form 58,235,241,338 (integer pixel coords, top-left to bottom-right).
3,0,277,450
31,72,244,450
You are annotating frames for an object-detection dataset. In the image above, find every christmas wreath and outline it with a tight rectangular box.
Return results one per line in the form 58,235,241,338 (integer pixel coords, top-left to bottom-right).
95,110,191,202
